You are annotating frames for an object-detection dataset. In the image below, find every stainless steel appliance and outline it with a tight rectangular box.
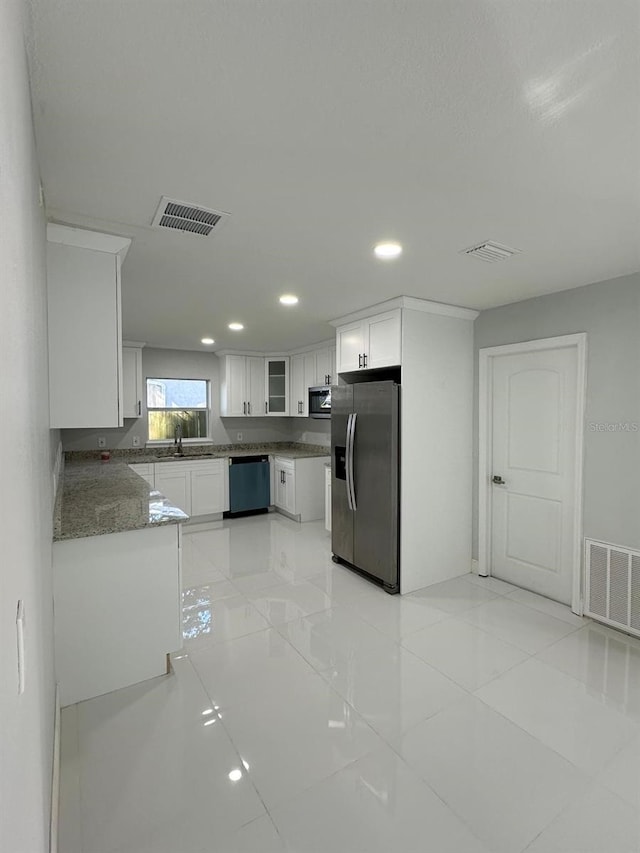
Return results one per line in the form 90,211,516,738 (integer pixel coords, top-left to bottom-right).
309,385,332,419
331,381,399,593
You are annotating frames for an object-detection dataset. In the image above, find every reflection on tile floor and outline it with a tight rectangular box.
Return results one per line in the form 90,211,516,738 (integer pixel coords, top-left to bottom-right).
59,514,640,853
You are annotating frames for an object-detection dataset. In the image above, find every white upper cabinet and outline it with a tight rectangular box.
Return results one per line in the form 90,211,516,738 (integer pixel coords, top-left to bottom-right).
366,310,402,368
265,357,289,416
122,345,144,419
335,309,401,374
246,356,265,417
47,224,131,428
290,352,316,417
225,355,248,416
314,346,336,385
219,355,266,417
219,342,335,418
336,321,366,373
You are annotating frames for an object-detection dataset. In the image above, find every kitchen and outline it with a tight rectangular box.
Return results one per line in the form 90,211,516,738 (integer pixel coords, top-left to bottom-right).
3,2,640,853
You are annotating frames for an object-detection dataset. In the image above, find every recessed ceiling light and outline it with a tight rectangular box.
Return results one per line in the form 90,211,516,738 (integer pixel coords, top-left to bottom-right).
374,241,403,260
228,322,244,331
279,294,299,306
200,337,215,345
228,768,243,782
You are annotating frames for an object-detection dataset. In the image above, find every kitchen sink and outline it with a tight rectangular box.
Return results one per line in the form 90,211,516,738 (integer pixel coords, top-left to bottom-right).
171,452,216,459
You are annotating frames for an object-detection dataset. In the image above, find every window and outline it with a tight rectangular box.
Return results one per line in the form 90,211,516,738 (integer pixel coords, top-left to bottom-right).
146,378,210,442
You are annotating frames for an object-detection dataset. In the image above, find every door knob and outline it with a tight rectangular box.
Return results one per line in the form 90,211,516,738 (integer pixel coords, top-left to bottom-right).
492,475,506,485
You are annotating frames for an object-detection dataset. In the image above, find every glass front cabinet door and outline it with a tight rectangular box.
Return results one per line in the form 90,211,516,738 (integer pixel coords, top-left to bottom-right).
264,357,289,416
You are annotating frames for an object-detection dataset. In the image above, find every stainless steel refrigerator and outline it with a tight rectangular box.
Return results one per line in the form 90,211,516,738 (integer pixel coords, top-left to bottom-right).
331,380,400,593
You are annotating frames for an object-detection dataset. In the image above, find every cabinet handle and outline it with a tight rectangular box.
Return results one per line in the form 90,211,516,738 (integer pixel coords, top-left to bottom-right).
248,402,251,415
243,401,246,415
265,401,268,414
363,353,367,368
137,400,141,416
358,354,362,369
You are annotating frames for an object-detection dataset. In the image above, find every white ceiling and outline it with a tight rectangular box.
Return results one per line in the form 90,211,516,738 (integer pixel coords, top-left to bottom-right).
27,0,640,352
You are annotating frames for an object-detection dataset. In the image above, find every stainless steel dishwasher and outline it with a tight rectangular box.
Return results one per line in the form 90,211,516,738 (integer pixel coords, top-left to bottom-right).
224,455,270,517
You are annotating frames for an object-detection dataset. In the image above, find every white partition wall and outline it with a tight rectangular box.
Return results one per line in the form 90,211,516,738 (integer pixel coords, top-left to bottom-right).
400,308,476,593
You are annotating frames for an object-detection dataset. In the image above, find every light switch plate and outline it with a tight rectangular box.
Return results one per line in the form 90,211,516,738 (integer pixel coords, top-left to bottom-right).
16,600,25,695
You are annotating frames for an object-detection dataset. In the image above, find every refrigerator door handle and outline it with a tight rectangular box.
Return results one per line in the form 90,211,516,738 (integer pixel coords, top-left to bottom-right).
346,412,357,511
345,414,354,511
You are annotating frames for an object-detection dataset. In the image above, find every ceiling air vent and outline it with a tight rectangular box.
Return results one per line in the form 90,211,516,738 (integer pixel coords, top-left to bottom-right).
151,196,229,237
460,240,521,263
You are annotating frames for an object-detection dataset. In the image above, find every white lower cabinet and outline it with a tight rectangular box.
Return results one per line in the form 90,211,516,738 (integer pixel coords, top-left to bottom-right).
190,462,225,516
53,523,181,706
133,459,227,518
154,464,190,514
272,455,330,522
274,458,296,515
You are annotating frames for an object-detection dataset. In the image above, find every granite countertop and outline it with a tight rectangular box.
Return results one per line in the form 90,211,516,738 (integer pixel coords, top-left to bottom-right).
54,461,189,542
66,442,331,464
55,443,330,542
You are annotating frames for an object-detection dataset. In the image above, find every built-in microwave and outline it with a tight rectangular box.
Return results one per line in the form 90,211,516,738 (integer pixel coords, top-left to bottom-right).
309,385,331,419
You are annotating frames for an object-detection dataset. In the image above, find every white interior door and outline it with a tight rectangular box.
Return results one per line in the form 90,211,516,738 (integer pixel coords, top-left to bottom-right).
490,346,579,604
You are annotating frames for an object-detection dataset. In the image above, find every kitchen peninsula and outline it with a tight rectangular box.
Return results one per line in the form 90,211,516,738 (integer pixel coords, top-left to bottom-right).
53,460,188,706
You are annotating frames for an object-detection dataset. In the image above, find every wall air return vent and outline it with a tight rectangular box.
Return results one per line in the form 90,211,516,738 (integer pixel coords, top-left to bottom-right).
151,197,230,237
585,539,640,638
460,241,521,262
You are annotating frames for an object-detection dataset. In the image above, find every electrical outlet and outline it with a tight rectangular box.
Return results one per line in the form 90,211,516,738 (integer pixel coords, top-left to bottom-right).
132,436,140,447
236,432,243,441
97,437,106,448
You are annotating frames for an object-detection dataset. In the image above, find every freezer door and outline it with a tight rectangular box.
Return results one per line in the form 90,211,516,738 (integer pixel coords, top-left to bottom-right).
352,382,399,587
330,385,354,564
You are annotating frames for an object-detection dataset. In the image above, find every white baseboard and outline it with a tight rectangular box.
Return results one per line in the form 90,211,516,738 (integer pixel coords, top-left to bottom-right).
50,684,61,853
182,516,224,534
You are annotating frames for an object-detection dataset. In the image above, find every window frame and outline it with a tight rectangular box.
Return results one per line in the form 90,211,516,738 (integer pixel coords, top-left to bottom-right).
145,376,212,445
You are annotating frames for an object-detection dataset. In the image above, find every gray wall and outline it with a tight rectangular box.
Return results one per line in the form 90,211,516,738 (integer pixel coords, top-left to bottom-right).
473,273,640,556
63,348,303,450
1,0,57,848
289,417,331,447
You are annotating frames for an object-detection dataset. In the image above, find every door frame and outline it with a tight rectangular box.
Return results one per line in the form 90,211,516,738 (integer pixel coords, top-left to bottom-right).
478,333,587,613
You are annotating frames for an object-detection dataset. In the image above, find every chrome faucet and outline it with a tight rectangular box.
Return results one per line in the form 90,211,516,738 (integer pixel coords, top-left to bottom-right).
174,422,184,456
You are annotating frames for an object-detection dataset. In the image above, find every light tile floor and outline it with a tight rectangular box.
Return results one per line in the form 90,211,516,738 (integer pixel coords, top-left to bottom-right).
59,514,640,853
